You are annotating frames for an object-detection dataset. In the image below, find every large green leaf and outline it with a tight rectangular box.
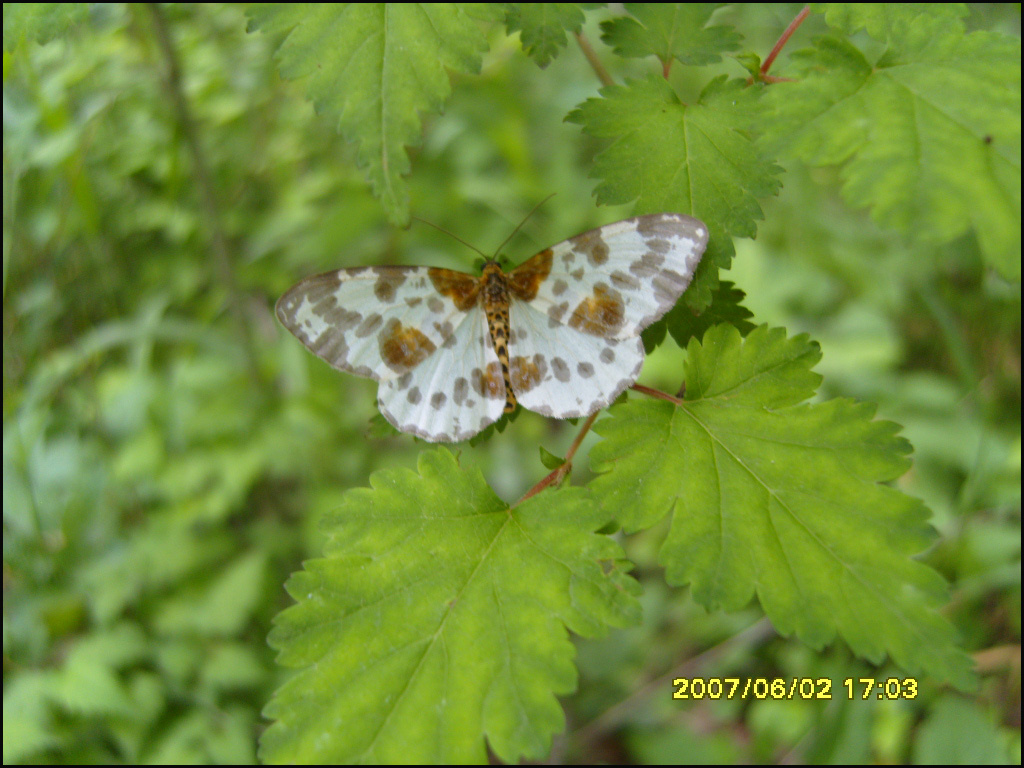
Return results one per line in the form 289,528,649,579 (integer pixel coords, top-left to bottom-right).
260,449,640,763
567,75,781,310
761,5,1021,279
246,4,488,223
590,324,976,689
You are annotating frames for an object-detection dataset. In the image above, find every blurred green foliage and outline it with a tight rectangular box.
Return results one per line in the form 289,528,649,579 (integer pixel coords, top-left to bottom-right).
3,3,1020,765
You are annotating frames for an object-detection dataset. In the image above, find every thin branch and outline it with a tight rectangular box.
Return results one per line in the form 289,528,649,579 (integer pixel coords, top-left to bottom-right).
575,32,614,88
761,5,811,77
517,410,600,504
630,382,683,406
146,4,261,380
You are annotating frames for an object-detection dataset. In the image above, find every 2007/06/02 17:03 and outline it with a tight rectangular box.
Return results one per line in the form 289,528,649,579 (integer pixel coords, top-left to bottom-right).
672,677,920,700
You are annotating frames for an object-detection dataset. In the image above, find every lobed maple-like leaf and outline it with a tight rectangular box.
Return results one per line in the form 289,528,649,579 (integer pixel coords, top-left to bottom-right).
761,5,1021,279
260,449,640,764
567,75,782,310
601,3,741,67
502,3,596,68
245,4,488,224
590,324,976,689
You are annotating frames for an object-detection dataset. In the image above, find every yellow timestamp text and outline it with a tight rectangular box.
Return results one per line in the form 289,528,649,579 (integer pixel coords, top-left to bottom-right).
671,677,920,700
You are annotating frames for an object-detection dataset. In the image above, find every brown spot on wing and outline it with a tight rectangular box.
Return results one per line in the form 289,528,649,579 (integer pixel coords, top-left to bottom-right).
568,284,626,337
508,248,553,301
472,362,505,400
373,270,406,302
510,354,548,394
570,229,609,266
429,268,482,312
379,318,437,372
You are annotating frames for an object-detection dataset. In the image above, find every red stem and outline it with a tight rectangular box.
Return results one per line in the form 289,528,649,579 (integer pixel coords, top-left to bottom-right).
516,411,600,504
761,5,811,77
630,383,683,406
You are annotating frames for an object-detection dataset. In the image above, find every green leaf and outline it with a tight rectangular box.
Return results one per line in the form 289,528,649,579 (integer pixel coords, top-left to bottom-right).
641,279,755,352
52,636,138,716
589,324,975,688
503,3,591,68
246,4,488,223
601,3,741,67
2,3,88,50
2,672,60,763
914,696,1018,765
664,279,755,349
154,552,267,637
539,445,566,470
567,75,782,309
260,449,640,763
817,3,970,60
762,7,1021,279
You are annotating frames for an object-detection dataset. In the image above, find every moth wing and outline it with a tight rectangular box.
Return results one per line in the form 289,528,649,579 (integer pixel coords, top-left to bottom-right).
277,265,504,441
377,307,507,442
506,213,707,418
508,213,708,339
276,266,473,382
508,300,645,418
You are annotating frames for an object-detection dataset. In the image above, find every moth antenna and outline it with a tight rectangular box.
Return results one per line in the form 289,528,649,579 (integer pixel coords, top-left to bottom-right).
411,216,490,260
490,193,557,258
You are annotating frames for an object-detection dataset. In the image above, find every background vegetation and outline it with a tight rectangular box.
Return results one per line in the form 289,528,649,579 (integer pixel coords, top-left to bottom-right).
3,3,1019,764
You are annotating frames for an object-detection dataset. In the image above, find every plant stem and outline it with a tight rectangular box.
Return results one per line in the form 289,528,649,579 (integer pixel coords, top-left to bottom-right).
761,5,811,77
145,3,262,382
631,382,683,405
576,32,614,88
517,410,600,503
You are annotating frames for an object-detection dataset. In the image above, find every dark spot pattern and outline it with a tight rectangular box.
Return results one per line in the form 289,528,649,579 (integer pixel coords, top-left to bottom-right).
551,357,570,382
547,302,569,324
570,229,610,266
610,270,640,291
355,313,383,338
373,272,406,302
453,377,469,404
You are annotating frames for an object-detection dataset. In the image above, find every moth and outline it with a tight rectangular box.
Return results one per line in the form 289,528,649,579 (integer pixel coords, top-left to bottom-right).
276,213,708,442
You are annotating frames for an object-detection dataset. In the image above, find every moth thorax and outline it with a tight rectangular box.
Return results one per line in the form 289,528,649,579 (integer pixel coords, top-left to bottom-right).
481,264,509,307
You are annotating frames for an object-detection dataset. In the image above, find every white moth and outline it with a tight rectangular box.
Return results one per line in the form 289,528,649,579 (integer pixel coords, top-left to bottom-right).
276,213,708,442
